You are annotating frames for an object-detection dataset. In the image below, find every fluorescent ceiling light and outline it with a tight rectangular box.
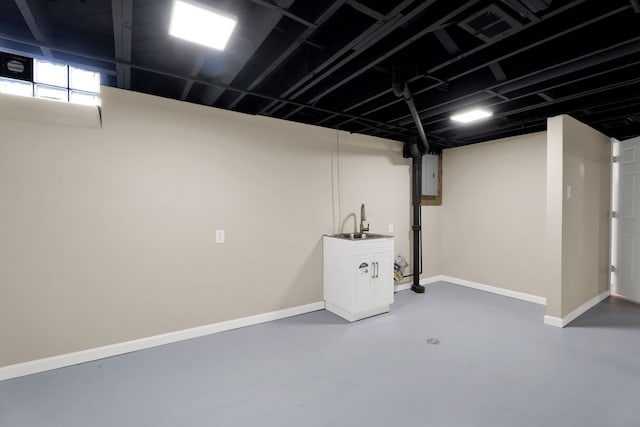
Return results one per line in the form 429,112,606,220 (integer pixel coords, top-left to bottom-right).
169,0,237,51
451,108,493,123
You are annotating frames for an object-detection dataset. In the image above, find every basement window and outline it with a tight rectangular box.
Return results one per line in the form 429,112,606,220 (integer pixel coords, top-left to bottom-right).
69,90,100,106
34,60,101,105
34,60,67,87
69,66,100,93
0,54,100,106
0,77,32,97
34,83,68,101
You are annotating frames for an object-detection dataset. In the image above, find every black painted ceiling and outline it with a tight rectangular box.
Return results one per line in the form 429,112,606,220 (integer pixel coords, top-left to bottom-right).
1,0,640,148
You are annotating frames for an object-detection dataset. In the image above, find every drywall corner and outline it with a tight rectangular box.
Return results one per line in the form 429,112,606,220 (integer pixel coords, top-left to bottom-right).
545,115,564,318
545,115,611,320
560,115,611,317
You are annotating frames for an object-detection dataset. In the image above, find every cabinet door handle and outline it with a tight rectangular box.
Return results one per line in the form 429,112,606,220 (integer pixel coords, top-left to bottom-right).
373,262,378,278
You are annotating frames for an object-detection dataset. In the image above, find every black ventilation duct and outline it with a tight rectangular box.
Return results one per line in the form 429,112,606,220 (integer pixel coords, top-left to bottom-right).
393,67,429,294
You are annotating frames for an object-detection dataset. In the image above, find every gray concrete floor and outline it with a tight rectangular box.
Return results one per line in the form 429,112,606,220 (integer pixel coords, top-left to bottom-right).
2,281,640,427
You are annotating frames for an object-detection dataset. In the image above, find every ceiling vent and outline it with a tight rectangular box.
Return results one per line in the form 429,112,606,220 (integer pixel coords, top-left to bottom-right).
458,4,522,42
0,52,33,82
603,118,637,129
519,0,552,13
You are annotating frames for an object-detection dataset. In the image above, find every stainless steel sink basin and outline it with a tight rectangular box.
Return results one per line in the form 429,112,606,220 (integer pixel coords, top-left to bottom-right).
329,233,392,240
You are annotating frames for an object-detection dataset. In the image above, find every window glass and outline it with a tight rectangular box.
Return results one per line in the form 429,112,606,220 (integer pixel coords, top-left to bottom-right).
34,60,68,87
3,56,100,106
35,84,68,101
69,67,100,93
70,90,100,106
0,77,33,97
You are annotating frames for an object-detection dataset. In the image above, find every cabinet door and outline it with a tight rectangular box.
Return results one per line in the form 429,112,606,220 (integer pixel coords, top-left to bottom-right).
374,253,394,305
353,257,374,310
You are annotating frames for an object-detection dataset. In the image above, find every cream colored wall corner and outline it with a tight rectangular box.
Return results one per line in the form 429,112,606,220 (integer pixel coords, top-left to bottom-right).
0,88,410,368
560,115,611,317
545,117,564,318
545,115,611,320
438,132,548,298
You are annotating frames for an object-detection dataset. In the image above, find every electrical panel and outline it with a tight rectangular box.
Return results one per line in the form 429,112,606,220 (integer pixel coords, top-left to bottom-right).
422,154,439,196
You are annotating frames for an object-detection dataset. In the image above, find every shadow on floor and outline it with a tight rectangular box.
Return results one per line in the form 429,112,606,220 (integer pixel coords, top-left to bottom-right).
569,296,640,329
278,309,348,326
279,289,417,326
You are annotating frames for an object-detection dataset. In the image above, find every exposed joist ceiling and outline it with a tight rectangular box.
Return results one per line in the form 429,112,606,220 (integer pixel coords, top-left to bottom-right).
0,0,638,147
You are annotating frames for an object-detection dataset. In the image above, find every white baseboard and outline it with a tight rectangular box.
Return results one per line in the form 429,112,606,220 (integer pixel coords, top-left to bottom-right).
544,290,610,328
439,275,547,305
394,275,444,292
421,275,445,285
543,315,563,327
394,283,412,291
325,302,389,322
0,301,325,382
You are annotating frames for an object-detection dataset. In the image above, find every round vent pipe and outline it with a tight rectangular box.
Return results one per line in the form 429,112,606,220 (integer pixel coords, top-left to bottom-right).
393,67,428,293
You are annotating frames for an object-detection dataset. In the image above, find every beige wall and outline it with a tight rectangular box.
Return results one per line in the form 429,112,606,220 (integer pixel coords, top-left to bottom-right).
545,116,564,317
438,132,548,297
545,115,611,318
0,88,411,367
421,206,442,278
559,115,611,316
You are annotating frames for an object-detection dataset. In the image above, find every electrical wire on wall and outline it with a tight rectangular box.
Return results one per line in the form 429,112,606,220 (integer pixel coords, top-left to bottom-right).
331,125,422,280
337,128,343,229
330,127,343,234
330,132,336,233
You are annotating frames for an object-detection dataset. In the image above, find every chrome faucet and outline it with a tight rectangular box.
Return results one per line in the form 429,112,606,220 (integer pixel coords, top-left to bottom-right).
359,203,369,234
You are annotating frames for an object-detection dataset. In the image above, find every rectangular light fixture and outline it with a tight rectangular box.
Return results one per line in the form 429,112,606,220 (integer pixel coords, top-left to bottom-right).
169,0,237,51
451,108,493,123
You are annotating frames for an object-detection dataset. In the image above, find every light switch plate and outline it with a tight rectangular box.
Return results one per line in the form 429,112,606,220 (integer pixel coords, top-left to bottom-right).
388,224,394,233
216,229,225,243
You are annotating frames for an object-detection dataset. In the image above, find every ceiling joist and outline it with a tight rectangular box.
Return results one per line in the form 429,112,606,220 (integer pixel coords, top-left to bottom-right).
14,0,53,57
111,0,133,89
0,0,638,145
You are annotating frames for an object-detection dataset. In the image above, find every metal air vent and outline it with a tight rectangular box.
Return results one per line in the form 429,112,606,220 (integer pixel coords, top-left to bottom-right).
603,119,634,129
520,0,552,13
0,52,33,82
458,4,522,42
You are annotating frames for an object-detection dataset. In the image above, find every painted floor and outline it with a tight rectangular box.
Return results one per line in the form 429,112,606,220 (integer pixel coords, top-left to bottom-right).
1,282,640,427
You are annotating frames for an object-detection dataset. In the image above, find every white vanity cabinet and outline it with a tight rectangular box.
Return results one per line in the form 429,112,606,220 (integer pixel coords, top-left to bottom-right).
323,235,394,321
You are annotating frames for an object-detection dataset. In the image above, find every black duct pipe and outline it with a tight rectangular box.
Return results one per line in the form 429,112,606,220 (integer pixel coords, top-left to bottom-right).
393,67,429,293
392,80,430,153
409,143,424,293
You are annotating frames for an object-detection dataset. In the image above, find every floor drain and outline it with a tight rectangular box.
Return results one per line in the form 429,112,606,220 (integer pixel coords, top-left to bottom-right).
426,338,440,345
